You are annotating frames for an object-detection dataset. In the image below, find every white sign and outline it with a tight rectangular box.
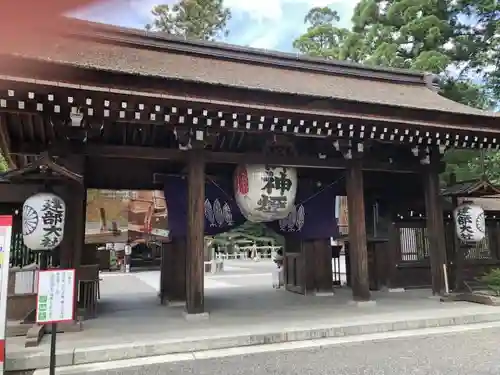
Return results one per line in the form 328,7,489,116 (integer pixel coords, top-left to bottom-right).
149,228,170,238
36,269,75,324
453,203,486,243
23,192,66,251
0,216,12,375
234,165,297,223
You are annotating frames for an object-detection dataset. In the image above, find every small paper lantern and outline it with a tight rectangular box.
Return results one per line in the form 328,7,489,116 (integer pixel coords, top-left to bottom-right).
234,165,297,222
453,203,485,243
22,192,66,250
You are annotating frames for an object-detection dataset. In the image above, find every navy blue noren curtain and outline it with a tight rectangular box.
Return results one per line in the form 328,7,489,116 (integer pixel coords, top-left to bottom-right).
265,183,339,240
163,176,246,238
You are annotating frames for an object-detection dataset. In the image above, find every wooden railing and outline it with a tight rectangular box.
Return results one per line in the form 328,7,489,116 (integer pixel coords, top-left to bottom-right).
395,219,500,263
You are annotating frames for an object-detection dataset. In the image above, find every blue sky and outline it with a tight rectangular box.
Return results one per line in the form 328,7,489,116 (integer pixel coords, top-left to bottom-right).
72,0,358,52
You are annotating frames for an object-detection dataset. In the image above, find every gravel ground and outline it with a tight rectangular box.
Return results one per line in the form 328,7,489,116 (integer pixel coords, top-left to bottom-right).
80,326,500,375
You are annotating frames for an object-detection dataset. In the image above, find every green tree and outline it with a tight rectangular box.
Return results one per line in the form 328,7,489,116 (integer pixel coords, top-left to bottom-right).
453,0,499,101
294,1,499,184
146,0,231,41
0,153,8,172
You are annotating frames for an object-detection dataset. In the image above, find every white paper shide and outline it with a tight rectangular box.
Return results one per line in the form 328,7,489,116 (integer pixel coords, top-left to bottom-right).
22,192,66,250
453,203,485,243
234,164,297,223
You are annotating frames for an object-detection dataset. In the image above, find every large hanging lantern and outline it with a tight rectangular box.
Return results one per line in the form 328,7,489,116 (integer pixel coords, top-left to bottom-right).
453,203,485,243
234,165,297,222
22,192,66,251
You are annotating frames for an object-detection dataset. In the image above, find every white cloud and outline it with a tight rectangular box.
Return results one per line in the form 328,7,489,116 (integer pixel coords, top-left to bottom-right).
224,0,284,21
74,0,359,51
224,0,339,21
128,0,162,22
128,0,346,23
244,0,358,50
249,33,282,49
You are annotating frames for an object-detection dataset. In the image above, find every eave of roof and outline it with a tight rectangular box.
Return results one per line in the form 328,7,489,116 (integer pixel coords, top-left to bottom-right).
442,179,500,197
1,17,498,121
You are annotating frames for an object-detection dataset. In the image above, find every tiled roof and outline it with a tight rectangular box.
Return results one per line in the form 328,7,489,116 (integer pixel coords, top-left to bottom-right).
2,18,499,119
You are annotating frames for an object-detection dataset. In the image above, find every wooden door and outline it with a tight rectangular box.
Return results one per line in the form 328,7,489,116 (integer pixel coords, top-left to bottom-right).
284,237,305,294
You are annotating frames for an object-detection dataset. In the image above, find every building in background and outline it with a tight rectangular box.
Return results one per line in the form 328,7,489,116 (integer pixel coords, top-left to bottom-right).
85,190,169,268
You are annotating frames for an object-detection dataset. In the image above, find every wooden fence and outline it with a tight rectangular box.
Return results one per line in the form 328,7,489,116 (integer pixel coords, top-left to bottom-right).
0,204,52,268
389,218,500,289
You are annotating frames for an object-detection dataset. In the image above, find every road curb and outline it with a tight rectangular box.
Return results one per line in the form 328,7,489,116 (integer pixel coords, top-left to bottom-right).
8,310,500,371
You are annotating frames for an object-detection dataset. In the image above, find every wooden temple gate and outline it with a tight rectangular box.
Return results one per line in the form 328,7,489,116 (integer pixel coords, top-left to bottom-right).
0,18,498,320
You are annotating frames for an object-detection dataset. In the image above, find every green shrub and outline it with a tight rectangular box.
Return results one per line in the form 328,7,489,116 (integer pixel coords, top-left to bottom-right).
479,269,500,296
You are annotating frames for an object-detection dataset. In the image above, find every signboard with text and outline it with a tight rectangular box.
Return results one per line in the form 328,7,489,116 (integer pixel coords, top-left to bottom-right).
36,269,75,324
0,216,12,375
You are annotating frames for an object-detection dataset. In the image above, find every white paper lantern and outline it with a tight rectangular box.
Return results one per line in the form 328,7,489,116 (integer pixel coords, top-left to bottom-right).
22,192,66,251
234,165,297,222
453,203,485,243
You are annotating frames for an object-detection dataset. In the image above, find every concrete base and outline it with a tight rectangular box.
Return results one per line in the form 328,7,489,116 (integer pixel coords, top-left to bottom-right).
25,324,45,347
44,320,83,334
10,309,500,372
348,300,377,308
7,320,31,337
183,311,210,321
167,300,185,308
428,295,443,301
314,291,335,297
441,293,500,306
388,288,406,293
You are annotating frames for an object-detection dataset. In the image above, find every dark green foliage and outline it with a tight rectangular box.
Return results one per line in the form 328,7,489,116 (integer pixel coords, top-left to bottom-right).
146,0,231,41
294,0,499,184
479,268,500,296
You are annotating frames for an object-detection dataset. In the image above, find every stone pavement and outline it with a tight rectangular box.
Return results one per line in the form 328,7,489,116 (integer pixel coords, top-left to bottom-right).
58,324,500,375
6,261,500,372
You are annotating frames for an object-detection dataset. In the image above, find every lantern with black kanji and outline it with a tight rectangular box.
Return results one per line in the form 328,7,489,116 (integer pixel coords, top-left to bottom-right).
22,192,66,250
234,165,297,222
453,203,485,243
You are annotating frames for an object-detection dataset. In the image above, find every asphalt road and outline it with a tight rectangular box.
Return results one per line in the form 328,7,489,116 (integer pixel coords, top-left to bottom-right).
78,326,500,375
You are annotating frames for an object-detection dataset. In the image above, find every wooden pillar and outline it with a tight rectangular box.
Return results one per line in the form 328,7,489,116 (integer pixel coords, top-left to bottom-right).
451,195,466,291
159,238,187,305
386,220,399,289
58,156,85,269
185,150,205,315
346,159,371,301
423,166,447,295
54,155,85,328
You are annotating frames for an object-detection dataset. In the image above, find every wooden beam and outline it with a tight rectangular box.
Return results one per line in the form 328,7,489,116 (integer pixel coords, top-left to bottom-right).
346,158,371,301
12,144,422,173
